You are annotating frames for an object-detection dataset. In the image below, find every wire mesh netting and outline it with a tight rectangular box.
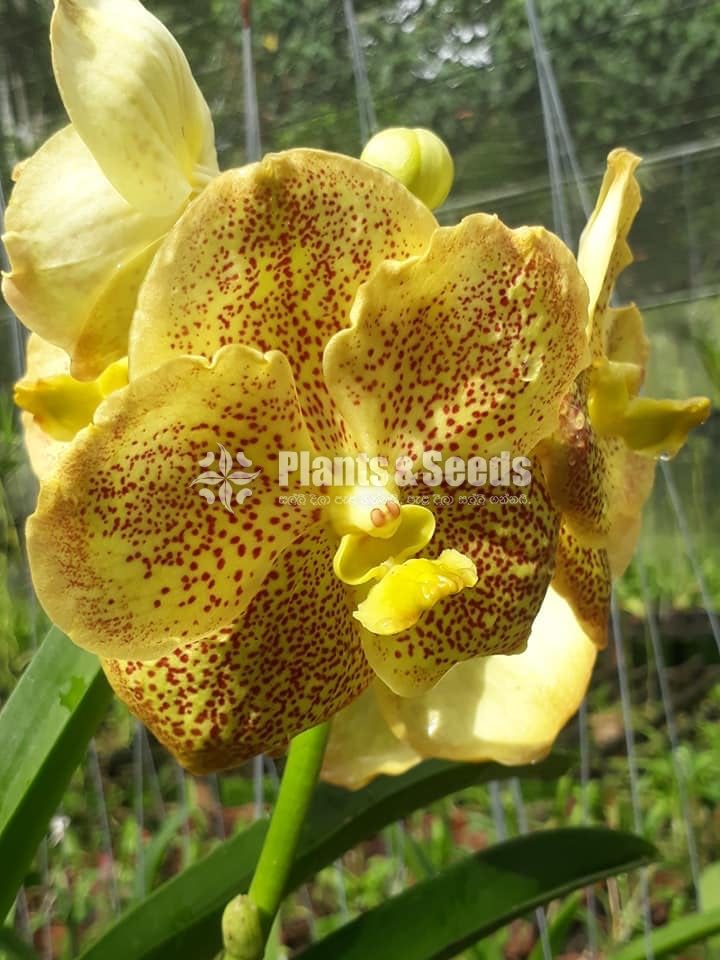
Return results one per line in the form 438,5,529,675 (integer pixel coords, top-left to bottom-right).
1,0,719,957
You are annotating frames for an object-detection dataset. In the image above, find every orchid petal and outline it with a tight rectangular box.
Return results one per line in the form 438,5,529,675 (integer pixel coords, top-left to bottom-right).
551,523,610,648
1,127,174,378
15,356,128,442
103,526,372,774
537,376,656,552
375,586,596,766
27,345,316,660
325,215,590,464
604,304,649,369
18,336,71,480
322,684,421,789
358,472,559,696
51,0,218,216
129,149,438,448
578,148,641,353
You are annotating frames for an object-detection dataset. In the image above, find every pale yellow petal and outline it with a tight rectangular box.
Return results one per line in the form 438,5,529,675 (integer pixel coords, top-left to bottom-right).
325,215,590,464
322,684,420,789
104,526,373,774
604,304,649,370
129,149,437,449
376,586,597,765
19,336,70,479
27,345,316,660
2,126,174,378
578,148,641,354
51,0,218,216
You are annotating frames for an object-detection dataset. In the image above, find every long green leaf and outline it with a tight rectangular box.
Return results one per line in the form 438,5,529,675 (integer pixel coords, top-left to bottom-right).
0,627,111,918
300,827,656,960
78,753,571,960
608,907,720,960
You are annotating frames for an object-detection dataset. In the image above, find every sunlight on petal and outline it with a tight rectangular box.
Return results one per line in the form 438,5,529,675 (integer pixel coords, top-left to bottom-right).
322,684,420,789
51,0,218,216
376,586,596,765
1,127,175,378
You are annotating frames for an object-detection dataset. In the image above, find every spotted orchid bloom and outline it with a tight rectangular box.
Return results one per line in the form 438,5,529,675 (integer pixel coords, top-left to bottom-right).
22,141,599,773
536,149,710,651
1,0,218,380
322,148,711,790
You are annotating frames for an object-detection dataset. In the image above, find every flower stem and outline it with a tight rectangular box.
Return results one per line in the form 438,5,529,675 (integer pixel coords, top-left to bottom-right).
222,722,330,959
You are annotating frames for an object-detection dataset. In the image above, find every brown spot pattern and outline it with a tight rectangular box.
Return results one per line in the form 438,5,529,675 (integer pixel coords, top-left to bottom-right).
27,345,317,659
325,215,589,465
129,150,438,451
103,525,372,773
552,522,610,648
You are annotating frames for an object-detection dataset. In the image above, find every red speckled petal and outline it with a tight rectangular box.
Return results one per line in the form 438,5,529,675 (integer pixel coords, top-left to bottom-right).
537,374,656,559
359,471,559,695
324,214,589,464
103,525,373,774
551,522,610,648
129,149,438,449
322,683,421,789
27,344,317,660
374,586,597,766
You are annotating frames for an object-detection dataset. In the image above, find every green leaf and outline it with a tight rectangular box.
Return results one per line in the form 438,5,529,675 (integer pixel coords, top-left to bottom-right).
0,627,112,918
300,828,656,960
0,926,40,960
78,753,572,960
700,862,720,955
608,907,720,960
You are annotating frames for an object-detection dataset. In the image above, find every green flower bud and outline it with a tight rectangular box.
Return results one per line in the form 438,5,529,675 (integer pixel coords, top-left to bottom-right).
360,127,454,210
222,895,264,960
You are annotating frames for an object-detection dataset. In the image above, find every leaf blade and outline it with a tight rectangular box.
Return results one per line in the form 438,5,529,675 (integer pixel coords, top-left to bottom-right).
299,828,656,960
78,754,572,960
608,907,720,960
0,627,112,918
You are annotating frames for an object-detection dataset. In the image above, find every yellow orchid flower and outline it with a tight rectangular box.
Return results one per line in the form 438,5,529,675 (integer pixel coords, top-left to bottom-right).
537,149,710,649
320,149,712,791
23,145,595,773
1,0,218,380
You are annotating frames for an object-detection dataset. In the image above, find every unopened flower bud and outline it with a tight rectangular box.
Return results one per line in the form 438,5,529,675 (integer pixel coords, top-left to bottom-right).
221,895,264,960
361,127,454,210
